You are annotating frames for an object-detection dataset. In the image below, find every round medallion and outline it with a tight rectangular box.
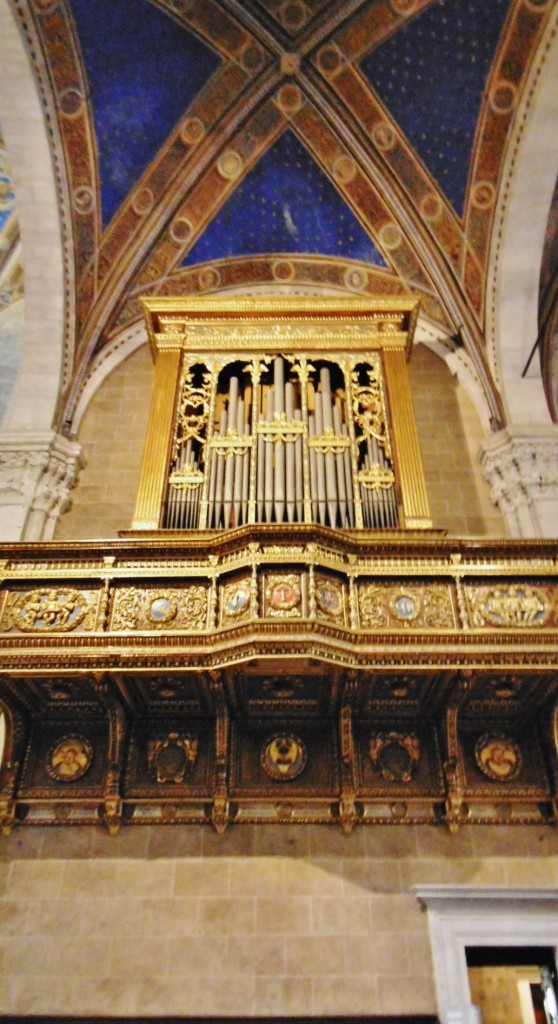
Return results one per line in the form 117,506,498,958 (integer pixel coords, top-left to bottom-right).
272,259,295,281
380,222,402,250
132,187,154,216
420,192,444,223
269,580,301,612
146,595,177,625
471,181,496,210
372,122,396,152
13,589,87,632
276,84,302,115
316,45,341,76
390,592,419,621
224,584,250,618
169,216,193,246
333,155,356,185
59,88,84,117
316,583,343,618
180,116,205,146
72,186,94,215
489,81,517,114
217,150,243,181
261,733,307,781
47,736,93,782
475,734,521,782
198,266,221,292
344,266,367,292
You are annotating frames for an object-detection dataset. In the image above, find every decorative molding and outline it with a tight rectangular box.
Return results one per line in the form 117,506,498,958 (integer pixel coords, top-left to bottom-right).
480,426,558,537
414,886,558,1024
0,430,83,540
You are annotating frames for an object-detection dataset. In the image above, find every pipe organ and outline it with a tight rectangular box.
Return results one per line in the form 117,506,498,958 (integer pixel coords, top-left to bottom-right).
132,297,431,533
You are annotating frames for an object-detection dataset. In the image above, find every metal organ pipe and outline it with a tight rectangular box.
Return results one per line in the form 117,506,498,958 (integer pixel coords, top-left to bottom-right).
175,355,397,531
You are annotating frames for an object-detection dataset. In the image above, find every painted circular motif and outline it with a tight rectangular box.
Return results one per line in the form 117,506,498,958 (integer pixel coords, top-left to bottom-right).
333,155,356,185
380,222,402,250
372,122,396,151
180,117,205,146
269,580,301,612
72,186,94,215
475,735,521,782
276,84,302,115
344,266,367,292
145,595,177,625
241,44,264,73
224,584,250,618
280,0,307,30
218,150,243,181
272,259,295,281
132,187,154,216
489,81,517,114
390,592,419,621
316,45,341,76
316,583,343,618
471,181,496,210
198,266,221,291
47,736,93,782
420,192,443,223
261,733,307,781
59,88,84,117
169,217,193,246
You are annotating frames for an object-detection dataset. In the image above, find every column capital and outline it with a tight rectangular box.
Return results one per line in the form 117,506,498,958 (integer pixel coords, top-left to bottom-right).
480,425,558,537
0,430,83,540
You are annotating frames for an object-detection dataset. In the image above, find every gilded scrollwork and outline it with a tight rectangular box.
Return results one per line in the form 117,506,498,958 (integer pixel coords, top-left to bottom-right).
5,588,95,633
358,583,454,630
111,587,208,631
468,585,551,628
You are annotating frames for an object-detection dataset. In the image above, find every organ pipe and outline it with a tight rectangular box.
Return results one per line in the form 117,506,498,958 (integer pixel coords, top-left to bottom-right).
164,354,402,531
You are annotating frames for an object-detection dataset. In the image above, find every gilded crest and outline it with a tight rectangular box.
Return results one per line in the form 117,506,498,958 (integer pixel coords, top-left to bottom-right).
47,736,93,782
369,732,420,783
475,734,521,782
148,733,199,783
316,581,344,620
261,733,307,781
222,581,251,621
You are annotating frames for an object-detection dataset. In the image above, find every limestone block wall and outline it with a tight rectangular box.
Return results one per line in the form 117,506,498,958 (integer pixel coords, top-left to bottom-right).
55,342,505,540
0,824,557,1016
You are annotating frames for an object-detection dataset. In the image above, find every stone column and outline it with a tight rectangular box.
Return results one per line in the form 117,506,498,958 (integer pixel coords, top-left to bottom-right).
0,431,83,541
480,426,558,538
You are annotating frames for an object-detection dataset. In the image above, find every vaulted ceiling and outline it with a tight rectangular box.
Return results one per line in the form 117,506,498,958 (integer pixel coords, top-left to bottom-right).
6,0,558,426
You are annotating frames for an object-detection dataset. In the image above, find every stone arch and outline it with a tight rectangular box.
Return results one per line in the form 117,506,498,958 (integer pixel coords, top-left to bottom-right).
486,5,558,426
0,0,66,431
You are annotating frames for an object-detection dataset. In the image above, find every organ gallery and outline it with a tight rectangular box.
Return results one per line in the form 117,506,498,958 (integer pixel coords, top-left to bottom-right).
0,297,557,836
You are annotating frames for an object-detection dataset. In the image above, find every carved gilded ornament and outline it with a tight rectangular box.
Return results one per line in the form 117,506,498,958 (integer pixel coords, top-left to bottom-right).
6,588,94,632
475,735,522,782
261,733,307,781
111,587,207,631
369,732,421,783
315,580,345,622
148,733,199,783
468,585,550,628
358,584,454,629
47,736,93,782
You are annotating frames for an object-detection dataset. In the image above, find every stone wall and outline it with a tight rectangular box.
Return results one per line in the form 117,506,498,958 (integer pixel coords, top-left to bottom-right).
55,342,505,540
1,824,557,1016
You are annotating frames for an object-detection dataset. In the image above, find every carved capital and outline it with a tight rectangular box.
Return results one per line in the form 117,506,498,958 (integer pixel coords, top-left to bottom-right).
480,426,558,537
0,430,83,539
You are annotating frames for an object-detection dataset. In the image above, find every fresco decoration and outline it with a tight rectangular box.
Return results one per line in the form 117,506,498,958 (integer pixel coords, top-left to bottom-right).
12,0,554,428
69,0,222,228
360,0,513,217
182,130,388,268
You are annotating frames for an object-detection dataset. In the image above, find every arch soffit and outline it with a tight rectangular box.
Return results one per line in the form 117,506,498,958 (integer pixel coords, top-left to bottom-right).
0,0,67,432
486,5,558,427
